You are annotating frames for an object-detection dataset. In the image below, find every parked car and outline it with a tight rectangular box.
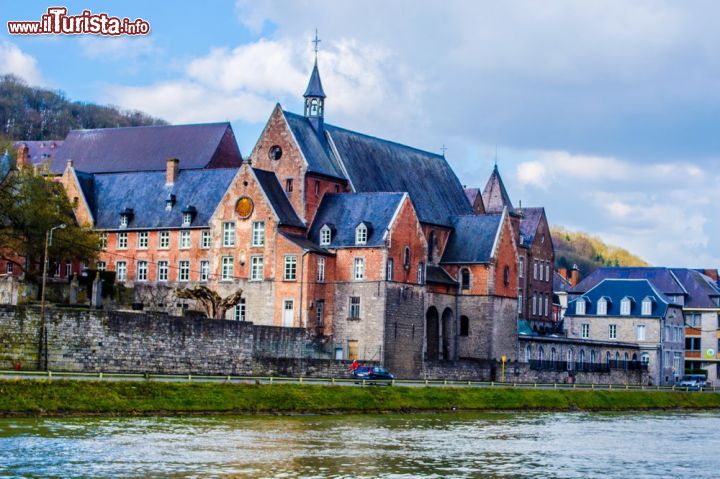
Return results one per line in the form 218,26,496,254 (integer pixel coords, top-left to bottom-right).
678,374,707,391
353,366,394,384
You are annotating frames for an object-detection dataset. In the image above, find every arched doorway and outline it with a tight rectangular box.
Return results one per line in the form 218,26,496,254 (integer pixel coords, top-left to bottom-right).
425,307,440,360
441,307,454,360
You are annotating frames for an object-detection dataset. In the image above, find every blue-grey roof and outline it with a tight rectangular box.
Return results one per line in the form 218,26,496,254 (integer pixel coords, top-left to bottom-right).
441,214,503,264
573,267,687,296
482,165,514,214
52,123,242,174
669,268,720,309
14,140,63,167
283,111,345,178
278,231,333,255
426,265,458,286
567,279,672,318
308,192,405,247
303,61,326,98
253,168,305,228
88,168,238,229
324,124,474,226
519,207,545,244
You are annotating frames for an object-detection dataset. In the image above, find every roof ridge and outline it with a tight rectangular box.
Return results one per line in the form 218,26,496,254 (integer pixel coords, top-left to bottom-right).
69,122,230,133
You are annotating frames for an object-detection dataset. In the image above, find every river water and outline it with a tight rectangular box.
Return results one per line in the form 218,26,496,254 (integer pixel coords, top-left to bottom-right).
0,411,717,478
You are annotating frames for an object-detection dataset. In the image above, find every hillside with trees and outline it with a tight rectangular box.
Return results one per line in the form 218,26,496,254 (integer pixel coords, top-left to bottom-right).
0,74,165,141
551,226,649,278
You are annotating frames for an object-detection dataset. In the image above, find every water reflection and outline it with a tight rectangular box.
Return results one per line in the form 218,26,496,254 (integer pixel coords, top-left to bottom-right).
0,412,716,478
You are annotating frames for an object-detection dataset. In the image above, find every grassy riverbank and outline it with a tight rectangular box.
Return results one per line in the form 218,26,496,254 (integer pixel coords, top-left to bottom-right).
1,380,719,417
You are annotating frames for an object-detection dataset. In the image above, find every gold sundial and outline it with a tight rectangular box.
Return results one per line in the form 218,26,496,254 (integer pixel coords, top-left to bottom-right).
235,196,254,219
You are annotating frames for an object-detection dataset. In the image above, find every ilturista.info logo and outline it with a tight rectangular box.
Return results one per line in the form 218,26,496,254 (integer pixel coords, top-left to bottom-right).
7,7,150,36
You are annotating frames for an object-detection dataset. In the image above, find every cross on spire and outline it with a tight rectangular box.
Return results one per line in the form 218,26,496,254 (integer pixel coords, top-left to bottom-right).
312,28,321,60
440,144,448,157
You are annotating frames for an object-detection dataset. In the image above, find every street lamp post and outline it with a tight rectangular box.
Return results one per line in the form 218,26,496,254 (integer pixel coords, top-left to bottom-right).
38,223,66,371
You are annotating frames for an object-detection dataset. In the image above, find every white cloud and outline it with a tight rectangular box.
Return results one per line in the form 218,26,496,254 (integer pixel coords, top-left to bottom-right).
78,36,159,60
0,41,44,85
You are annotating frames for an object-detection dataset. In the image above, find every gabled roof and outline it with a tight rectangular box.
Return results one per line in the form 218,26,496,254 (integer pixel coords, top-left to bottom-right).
519,207,546,244
282,111,345,178
572,267,687,297
567,279,673,318
553,271,572,292
278,231,333,255
252,168,305,228
441,214,503,264
482,165,514,214
464,187,486,214
14,140,63,166
51,123,242,174
308,192,405,247
669,268,720,309
303,61,326,98
324,124,473,226
86,168,238,229
426,265,458,286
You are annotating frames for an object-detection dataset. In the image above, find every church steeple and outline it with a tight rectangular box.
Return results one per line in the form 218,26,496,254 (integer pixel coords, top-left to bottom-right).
304,29,326,130
482,164,515,214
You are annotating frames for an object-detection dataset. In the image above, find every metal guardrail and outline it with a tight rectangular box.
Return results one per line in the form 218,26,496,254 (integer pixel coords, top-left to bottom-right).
0,370,717,393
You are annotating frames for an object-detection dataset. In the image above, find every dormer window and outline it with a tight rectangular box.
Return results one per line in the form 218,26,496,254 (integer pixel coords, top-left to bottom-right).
120,215,128,228
641,297,654,316
165,194,176,211
181,205,196,227
119,208,133,228
355,223,368,245
320,225,332,246
576,298,586,315
597,297,608,315
183,213,192,226
620,297,632,315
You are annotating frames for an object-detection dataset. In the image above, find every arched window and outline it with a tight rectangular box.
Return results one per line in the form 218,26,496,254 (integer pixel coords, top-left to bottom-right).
417,262,425,285
310,98,319,115
460,268,470,290
320,224,332,246
578,350,585,370
624,352,629,370
428,231,435,262
551,348,557,367
525,344,532,362
403,247,411,270
606,351,611,367
641,352,650,365
539,346,545,366
460,316,469,336
590,350,596,366
615,352,620,368
503,265,510,286
567,349,574,371
355,223,367,245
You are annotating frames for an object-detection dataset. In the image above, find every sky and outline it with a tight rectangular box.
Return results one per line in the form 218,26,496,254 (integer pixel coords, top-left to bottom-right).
1,1,718,267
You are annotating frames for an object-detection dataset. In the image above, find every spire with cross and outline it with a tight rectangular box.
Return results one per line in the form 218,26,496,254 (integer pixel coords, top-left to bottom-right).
440,144,448,157
312,28,321,61
304,28,326,127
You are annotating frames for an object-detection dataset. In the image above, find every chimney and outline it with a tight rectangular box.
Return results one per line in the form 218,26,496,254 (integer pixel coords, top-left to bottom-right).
166,158,179,185
558,267,568,280
16,143,29,169
66,159,73,170
569,264,580,287
703,269,719,281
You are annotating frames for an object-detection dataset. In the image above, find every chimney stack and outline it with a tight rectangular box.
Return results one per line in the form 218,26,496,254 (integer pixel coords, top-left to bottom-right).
569,264,580,287
66,159,73,170
166,158,179,185
558,267,568,280
16,144,29,169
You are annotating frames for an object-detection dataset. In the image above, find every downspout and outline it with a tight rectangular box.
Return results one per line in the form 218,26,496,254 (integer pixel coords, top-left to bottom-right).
298,250,311,327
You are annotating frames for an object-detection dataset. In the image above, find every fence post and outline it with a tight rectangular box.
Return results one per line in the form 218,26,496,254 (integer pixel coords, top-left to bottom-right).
187,374,191,381
332,377,336,384
362,379,366,387
99,372,103,380
299,376,303,384
48,370,52,378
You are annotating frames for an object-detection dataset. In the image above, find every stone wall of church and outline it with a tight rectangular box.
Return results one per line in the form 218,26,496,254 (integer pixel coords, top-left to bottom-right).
384,283,426,378
331,281,387,361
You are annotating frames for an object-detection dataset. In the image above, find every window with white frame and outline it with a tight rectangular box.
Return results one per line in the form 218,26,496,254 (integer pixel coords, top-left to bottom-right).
349,296,361,319
518,289,523,314
284,255,297,281
117,232,128,250
641,299,652,315
533,260,538,280
221,256,234,281
525,344,531,362
65,263,72,278
137,231,149,249
317,257,325,282
222,222,236,247
120,215,128,228
532,292,537,315
159,231,170,249
417,262,425,284
200,260,209,282
5,262,12,274
316,300,325,327
96,261,106,271
637,324,646,341
234,299,246,321
99,233,108,250
201,230,211,249
320,225,331,246
545,263,550,282
609,324,617,340
136,261,148,281
157,261,168,281
355,223,367,245
180,230,191,249
620,298,631,315
386,258,394,281
597,298,608,315
576,299,585,315
178,260,190,281
518,257,524,278
581,323,590,339
182,212,192,226
252,221,265,247
544,294,549,317
354,257,365,280
250,256,264,281
116,261,127,281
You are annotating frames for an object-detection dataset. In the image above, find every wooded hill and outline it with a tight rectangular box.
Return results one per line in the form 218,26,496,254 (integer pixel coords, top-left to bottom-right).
0,74,165,141
552,226,649,278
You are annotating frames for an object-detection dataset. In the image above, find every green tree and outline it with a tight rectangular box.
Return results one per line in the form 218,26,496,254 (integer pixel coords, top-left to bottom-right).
0,167,100,284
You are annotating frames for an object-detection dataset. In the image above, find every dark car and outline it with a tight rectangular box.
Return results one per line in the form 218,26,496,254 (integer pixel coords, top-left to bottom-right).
353,366,394,384
678,374,707,391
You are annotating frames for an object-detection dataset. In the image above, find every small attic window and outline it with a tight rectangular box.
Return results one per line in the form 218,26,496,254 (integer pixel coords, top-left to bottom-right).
641,297,654,316
183,213,192,226
119,208,133,228
620,297,632,315
182,206,197,227
355,223,368,245
269,145,282,161
320,225,332,246
576,299,586,315
597,297,608,315
165,194,176,211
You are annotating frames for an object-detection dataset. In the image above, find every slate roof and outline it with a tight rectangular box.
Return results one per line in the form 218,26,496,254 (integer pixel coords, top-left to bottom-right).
554,271,572,292
482,165,514,214
253,168,305,228
51,123,241,174
441,214,503,264
426,265,458,286
303,61,326,98
278,231,333,255
568,279,673,318
283,111,344,178
669,268,720,309
14,140,63,166
572,267,687,297
519,207,545,245
86,168,238,229
324,124,473,226
308,192,405,247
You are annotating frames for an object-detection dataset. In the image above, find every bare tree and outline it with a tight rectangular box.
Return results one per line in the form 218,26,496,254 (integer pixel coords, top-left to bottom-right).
175,285,244,319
